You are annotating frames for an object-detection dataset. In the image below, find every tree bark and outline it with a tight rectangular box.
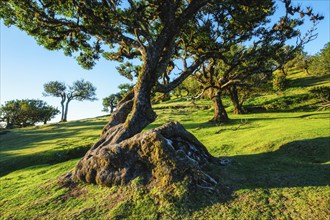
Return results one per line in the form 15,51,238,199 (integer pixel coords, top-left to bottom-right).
68,1,216,187
62,100,70,122
60,97,66,122
95,58,158,146
111,67,157,144
68,122,217,189
228,85,245,114
210,90,229,123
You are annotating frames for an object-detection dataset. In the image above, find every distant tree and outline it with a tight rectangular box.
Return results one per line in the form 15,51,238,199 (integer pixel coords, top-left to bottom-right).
103,84,133,113
40,106,61,124
102,94,120,114
271,45,300,92
43,80,97,122
272,70,287,92
0,99,59,128
43,81,67,121
310,42,330,75
194,44,278,123
0,100,19,129
291,50,311,75
172,76,201,99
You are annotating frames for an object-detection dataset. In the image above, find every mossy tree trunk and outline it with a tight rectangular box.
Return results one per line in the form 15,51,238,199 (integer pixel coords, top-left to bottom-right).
228,85,245,114
69,58,218,189
69,34,219,189
210,90,229,124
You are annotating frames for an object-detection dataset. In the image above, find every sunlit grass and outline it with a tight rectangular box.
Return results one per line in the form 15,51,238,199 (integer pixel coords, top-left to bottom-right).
0,72,329,219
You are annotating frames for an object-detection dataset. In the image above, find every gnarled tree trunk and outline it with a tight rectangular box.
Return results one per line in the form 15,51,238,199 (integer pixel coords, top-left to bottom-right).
71,121,217,189
209,90,229,124
64,58,218,190
63,2,220,188
228,85,245,114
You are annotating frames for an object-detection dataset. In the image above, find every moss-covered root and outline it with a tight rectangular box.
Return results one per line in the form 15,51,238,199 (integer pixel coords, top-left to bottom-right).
65,122,218,190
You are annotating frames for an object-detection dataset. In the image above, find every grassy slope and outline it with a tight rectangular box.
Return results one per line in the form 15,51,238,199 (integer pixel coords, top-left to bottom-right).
0,72,329,219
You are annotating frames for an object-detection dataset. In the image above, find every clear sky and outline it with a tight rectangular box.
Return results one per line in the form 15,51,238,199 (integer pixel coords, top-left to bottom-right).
1,1,329,123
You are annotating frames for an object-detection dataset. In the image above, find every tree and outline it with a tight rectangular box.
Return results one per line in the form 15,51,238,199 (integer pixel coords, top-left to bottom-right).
194,43,294,123
43,79,97,122
310,42,330,75
102,94,120,113
0,100,20,129
185,4,320,123
290,50,311,75
0,99,59,128
103,83,133,113
172,76,201,99
43,81,67,121
40,106,61,124
271,46,302,92
1,1,323,188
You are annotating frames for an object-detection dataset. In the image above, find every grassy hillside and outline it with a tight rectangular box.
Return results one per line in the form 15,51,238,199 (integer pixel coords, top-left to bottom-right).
0,72,329,219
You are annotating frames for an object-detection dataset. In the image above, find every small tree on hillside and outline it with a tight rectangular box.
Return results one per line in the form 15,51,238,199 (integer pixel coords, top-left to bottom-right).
194,44,280,123
43,80,97,122
40,105,61,124
103,84,134,113
43,81,67,121
0,99,59,128
102,94,120,114
291,50,311,75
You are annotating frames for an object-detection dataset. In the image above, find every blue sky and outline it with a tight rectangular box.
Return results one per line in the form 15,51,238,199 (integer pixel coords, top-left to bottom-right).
1,1,329,123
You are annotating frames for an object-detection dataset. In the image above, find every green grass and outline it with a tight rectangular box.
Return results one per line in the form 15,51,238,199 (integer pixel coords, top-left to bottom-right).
0,72,329,219
0,117,106,176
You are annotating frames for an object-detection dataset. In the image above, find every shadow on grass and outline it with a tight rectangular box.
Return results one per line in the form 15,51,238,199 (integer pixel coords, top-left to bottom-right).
0,120,105,152
234,111,330,122
213,137,330,189
151,111,328,130
186,111,330,130
0,143,92,177
183,137,330,215
1,119,329,216
0,120,107,176
147,111,329,134
287,74,330,88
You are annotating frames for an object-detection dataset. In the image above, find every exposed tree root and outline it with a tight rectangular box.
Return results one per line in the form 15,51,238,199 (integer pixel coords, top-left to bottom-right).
63,122,218,190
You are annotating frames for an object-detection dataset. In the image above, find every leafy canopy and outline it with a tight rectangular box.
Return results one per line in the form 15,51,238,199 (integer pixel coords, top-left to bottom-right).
310,42,330,75
0,99,59,128
1,0,323,87
43,79,97,102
